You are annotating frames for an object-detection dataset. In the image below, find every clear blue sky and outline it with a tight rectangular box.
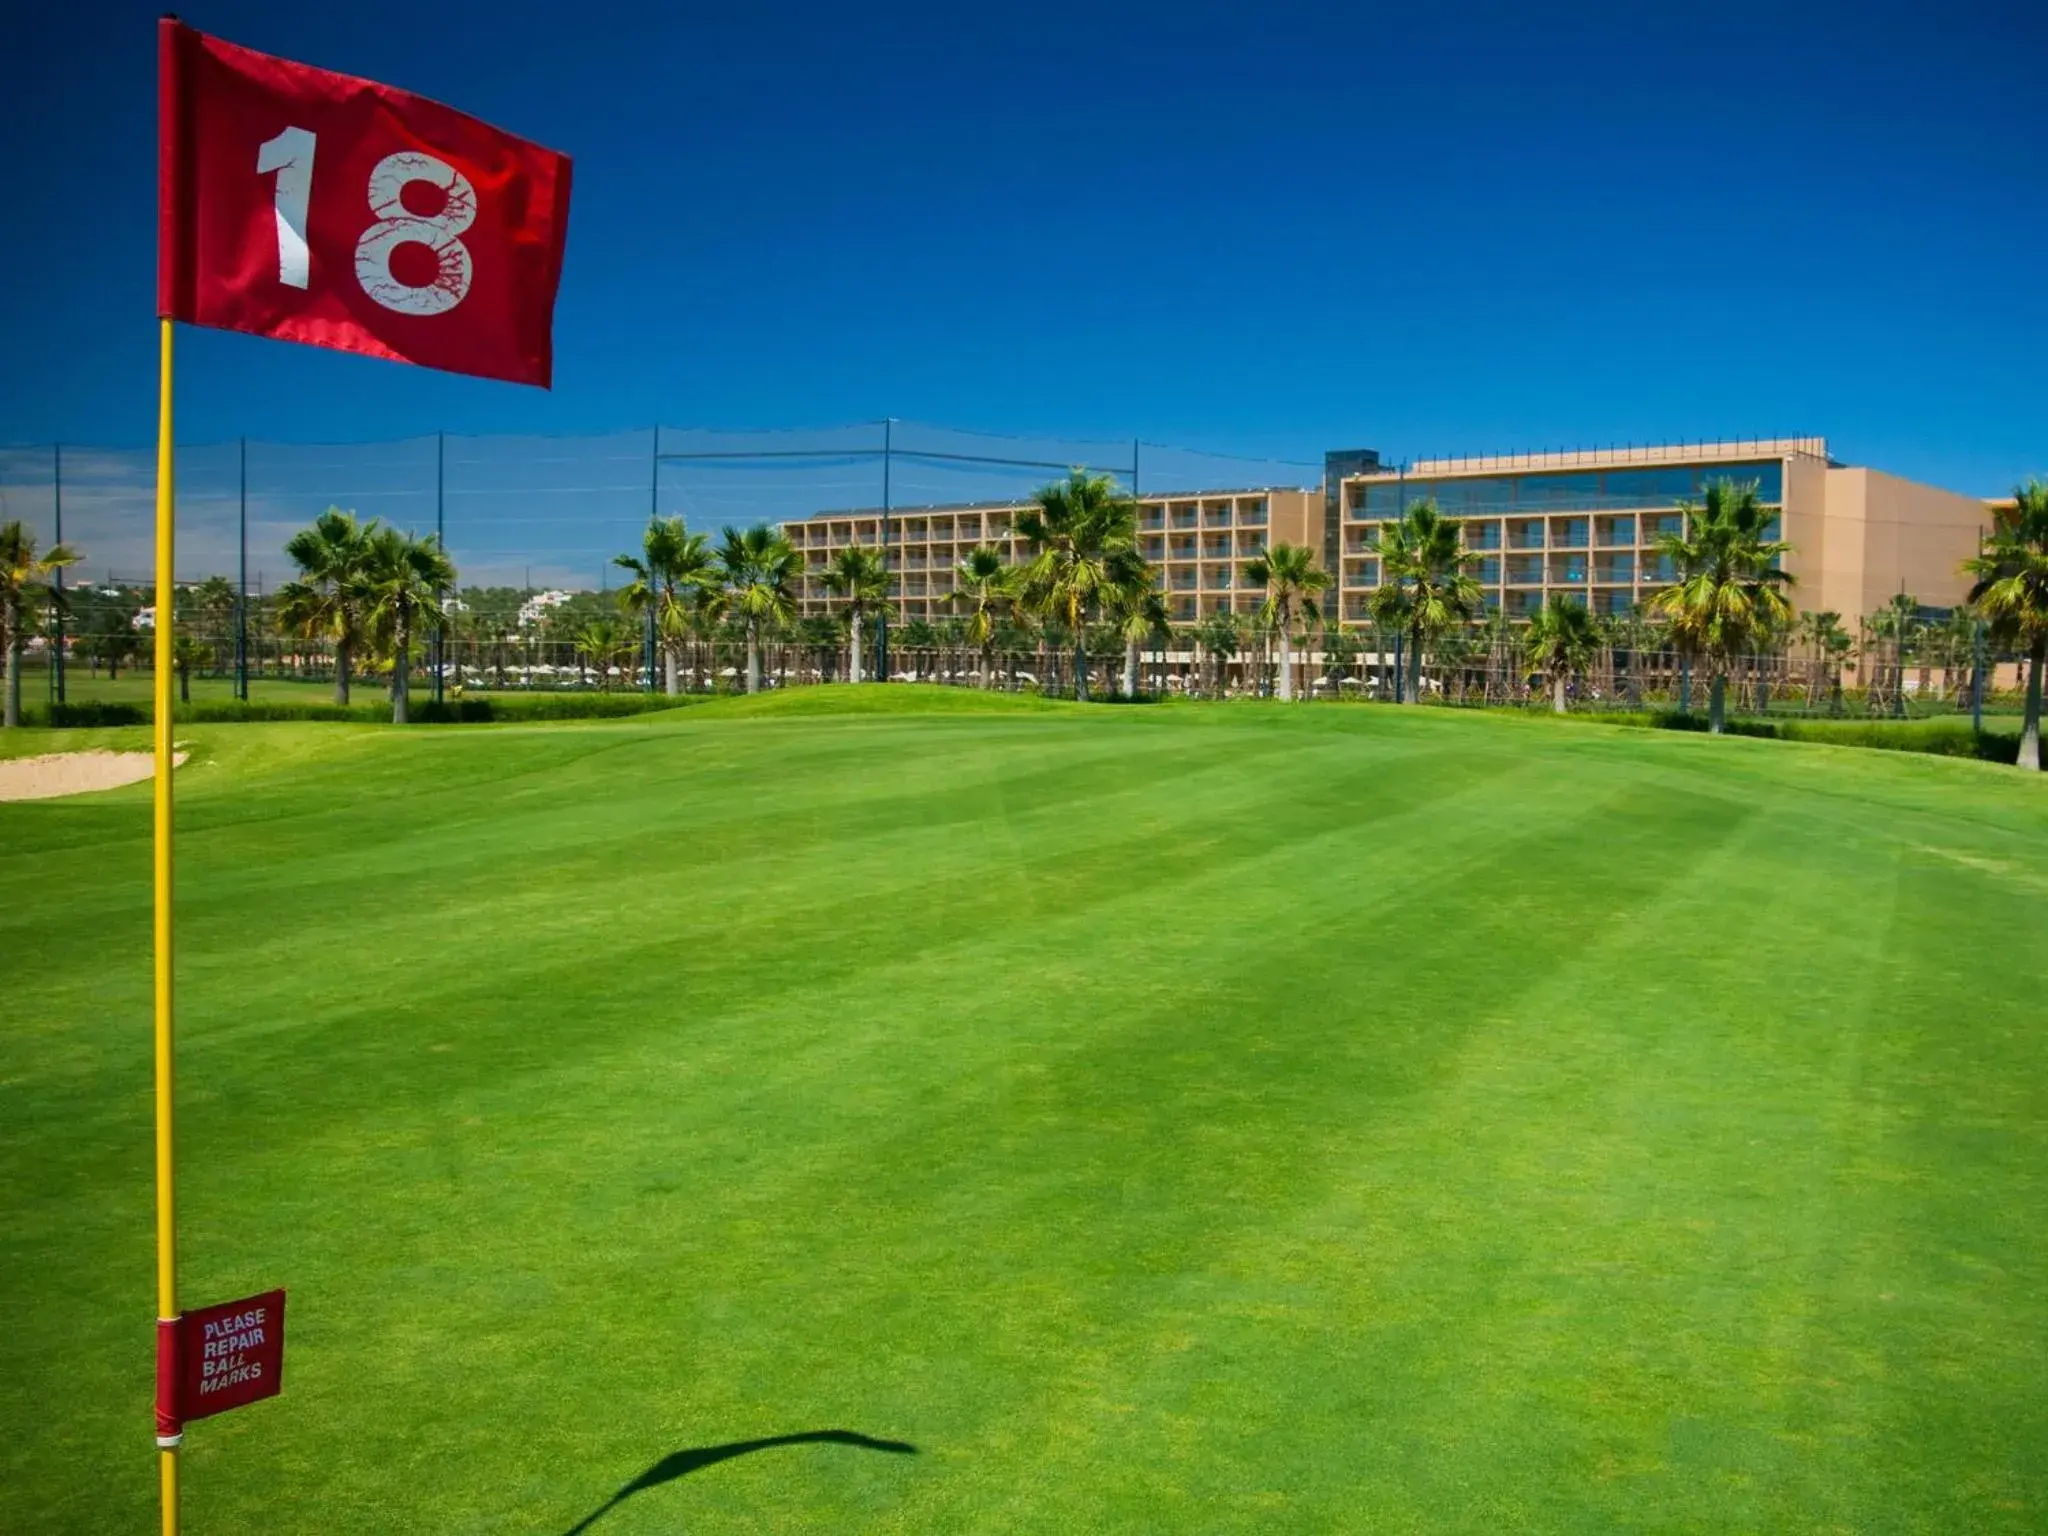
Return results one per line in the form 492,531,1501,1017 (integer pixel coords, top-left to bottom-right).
3,0,2044,495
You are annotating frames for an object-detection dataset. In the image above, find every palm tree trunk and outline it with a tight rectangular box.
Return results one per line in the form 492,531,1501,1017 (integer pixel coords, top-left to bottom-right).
1709,671,1727,734
980,648,992,691
392,630,410,724
1074,636,1088,702
1408,624,1424,704
663,643,680,696
1124,637,1140,699
334,636,351,706
746,625,762,695
1552,672,1567,714
2020,636,2045,772
3,634,20,728
1277,628,1294,701
848,611,863,685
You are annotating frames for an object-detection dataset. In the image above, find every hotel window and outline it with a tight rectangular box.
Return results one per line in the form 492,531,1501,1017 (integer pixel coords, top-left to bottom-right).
1508,519,1545,550
1550,517,1589,549
1602,468,1698,506
1516,473,1601,511
1701,462,1783,503
1433,477,1515,514
1462,520,1502,551
1548,553,1588,583
1507,553,1544,584
1474,554,1501,584
1595,515,1636,547
1645,512,1683,541
1595,552,1635,583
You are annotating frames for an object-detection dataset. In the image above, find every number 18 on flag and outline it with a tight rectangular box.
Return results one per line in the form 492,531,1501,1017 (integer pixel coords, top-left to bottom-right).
158,17,573,386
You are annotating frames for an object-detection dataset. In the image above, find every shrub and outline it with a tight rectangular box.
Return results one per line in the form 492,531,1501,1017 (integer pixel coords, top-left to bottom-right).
24,692,696,729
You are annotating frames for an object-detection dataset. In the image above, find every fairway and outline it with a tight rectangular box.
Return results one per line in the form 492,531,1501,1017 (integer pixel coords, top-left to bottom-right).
4,691,2046,1533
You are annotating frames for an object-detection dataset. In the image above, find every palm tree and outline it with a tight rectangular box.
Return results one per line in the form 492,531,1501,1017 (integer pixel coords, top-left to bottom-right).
1867,591,1920,718
1964,477,2048,770
1016,469,1140,702
190,574,239,671
1646,479,1794,734
1523,595,1601,714
171,632,208,706
614,516,716,695
1,520,80,728
706,525,801,695
574,616,635,691
1107,574,1170,699
1197,609,1241,696
820,545,890,685
361,527,457,723
1371,500,1484,705
1242,542,1330,702
953,545,1022,689
279,508,375,706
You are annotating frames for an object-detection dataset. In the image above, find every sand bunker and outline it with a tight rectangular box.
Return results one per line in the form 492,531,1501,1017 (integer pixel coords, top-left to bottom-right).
0,750,188,802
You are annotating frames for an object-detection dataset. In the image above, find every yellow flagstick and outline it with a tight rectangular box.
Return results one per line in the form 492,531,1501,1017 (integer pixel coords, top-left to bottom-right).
153,315,181,1536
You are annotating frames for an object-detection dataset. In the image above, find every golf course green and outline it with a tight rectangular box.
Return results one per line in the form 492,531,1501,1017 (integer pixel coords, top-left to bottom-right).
3,689,2045,1532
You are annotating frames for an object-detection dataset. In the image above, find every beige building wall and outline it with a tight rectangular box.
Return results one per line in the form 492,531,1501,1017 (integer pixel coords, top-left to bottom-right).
1816,468,1984,616
1780,451,1833,612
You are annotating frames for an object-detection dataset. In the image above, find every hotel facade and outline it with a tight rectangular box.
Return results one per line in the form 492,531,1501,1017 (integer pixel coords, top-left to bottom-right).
781,437,1994,630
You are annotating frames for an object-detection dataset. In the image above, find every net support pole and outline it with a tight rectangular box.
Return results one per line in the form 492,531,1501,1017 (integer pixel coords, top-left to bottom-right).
52,443,66,705
151,316,183,1536
644,427,658,693
235,438,248,701
876,418,892,683
433,432,446,706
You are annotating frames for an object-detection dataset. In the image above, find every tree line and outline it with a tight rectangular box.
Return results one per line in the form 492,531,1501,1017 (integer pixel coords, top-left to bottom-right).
3,475,2044,769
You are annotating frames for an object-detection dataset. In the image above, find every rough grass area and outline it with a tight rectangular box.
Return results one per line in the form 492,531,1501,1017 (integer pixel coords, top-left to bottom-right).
3,694,2045,1532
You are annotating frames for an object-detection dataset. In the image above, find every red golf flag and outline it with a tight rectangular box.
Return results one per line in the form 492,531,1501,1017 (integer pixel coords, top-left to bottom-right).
158,18,572,387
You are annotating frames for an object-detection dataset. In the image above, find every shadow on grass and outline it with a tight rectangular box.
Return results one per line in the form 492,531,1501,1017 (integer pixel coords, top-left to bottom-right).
560,1429,919,1533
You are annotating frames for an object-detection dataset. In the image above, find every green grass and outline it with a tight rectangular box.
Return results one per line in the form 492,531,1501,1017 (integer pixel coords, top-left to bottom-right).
4,688,2046,1533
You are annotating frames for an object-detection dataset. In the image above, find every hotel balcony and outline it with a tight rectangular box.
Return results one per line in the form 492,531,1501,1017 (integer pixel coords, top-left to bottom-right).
1506,554,1544,585
1508,519,1545,550
1595,515,1637,547
1550,517,1590,549
1548,554,1589,584
1462,520,1502,551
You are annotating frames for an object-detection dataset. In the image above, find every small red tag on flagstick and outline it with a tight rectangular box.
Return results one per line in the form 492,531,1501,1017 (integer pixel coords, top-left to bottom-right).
158,19,572,387
176,1289,286,1423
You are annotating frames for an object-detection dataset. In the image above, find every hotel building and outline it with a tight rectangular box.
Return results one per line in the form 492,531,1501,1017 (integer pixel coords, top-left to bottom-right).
784,489,1321,626
1331,438,1992,625
782,438,1993,630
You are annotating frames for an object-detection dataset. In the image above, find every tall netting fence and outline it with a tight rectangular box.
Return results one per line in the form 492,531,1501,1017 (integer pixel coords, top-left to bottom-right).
0,424,1322,701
